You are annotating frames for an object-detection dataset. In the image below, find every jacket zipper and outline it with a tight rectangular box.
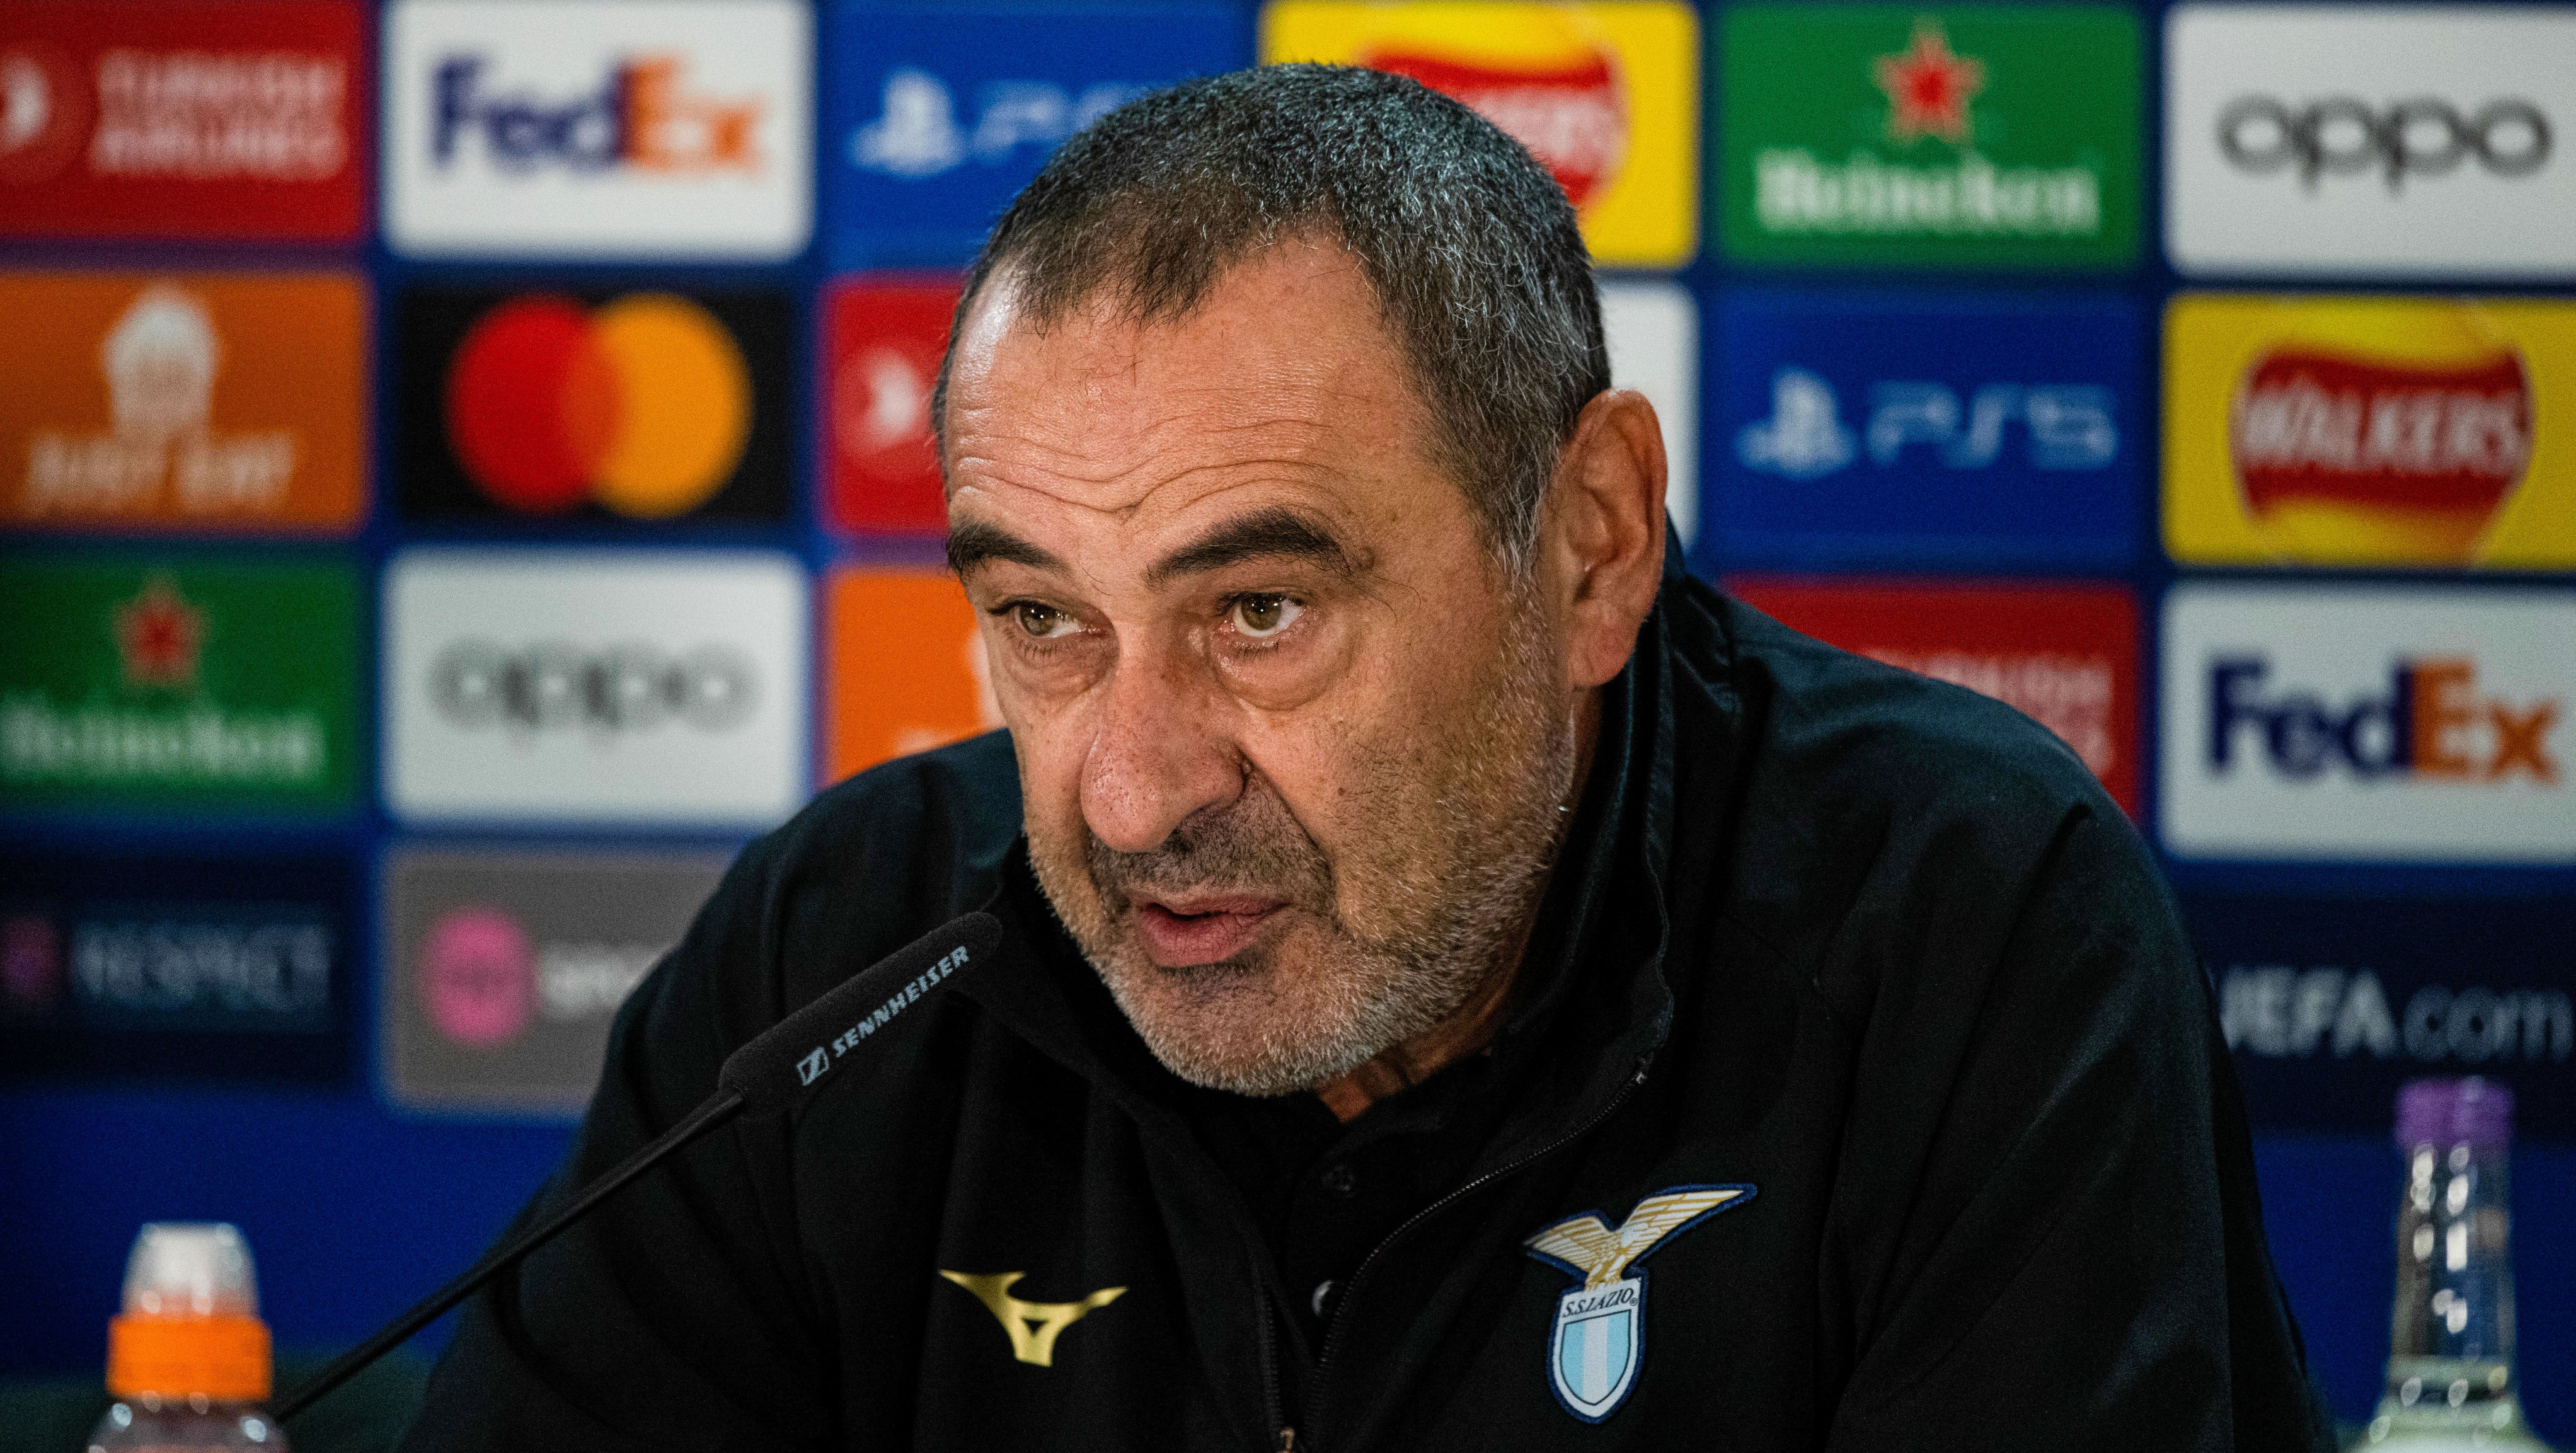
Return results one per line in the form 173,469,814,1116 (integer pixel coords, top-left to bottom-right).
1292,1052,1657,1451
1254,1252,1291,1453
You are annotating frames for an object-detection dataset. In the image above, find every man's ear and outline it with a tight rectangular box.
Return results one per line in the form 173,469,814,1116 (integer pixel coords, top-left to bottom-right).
1542,388,1668,690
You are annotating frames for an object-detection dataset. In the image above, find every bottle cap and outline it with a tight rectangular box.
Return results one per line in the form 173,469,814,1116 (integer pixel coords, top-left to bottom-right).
105,1223,272,1403
2395,1076,2514,1153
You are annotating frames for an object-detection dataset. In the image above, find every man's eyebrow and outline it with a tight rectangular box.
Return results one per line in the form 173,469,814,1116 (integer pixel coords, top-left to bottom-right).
1146,507,1362,588
946,519,1065,578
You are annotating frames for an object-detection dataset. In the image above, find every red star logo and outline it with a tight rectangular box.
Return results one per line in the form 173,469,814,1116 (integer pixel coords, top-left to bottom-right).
114,574,204,690
1874,18,1986,146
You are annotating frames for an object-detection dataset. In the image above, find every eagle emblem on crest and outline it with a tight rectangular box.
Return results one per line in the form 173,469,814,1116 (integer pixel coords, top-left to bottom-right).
1522,1184,1757,1421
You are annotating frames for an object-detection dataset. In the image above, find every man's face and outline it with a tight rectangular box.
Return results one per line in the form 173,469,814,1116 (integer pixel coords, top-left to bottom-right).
941,241,1584,1097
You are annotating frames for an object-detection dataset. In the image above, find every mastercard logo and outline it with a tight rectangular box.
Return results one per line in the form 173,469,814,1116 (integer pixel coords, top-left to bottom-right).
444,293,752,519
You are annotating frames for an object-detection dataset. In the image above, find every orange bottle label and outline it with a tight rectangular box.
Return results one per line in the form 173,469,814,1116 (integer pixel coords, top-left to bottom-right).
106,1314,272,1402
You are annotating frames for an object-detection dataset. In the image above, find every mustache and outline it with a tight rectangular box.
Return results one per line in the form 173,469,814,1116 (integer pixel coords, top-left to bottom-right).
1085,790,1335,913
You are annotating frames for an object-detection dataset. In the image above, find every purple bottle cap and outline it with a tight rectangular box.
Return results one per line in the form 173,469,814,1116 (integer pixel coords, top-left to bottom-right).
2396,1077,2514,1152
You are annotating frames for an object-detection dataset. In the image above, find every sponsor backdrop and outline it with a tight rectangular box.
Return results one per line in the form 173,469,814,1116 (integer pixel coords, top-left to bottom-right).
0,0,2570,1437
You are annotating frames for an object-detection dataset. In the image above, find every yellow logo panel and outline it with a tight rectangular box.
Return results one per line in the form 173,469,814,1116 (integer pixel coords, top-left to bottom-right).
1260,1,1699,268
2165,295,2576,570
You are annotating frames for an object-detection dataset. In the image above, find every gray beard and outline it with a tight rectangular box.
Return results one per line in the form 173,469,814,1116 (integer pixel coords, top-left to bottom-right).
1037,594,1582,1098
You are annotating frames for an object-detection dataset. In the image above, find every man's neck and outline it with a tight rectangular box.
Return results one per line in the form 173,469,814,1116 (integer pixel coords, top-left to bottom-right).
1311,688,1606,1123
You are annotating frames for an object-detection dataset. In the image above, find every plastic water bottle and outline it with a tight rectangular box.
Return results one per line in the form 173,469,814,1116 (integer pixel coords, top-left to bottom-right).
2364,1079,2550,1450
88,1223,289,1453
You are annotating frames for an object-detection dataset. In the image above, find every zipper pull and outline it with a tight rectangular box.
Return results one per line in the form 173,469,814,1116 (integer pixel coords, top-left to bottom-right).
1277,1427,1298,1452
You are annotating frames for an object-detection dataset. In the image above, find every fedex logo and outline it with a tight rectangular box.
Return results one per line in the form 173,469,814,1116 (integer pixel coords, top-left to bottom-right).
431,54,762,175
2207,657,2559,783
2161,585,2576,861
386,0,810,260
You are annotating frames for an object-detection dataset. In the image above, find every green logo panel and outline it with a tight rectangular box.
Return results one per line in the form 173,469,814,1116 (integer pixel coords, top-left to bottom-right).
0,556,361,813
1716,4,2142,270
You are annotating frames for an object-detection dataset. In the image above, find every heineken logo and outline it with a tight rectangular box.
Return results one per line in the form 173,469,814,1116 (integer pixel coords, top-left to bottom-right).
0,560,359,810
1719,4,2142,268
1875,19,1981,144
115,576,205,690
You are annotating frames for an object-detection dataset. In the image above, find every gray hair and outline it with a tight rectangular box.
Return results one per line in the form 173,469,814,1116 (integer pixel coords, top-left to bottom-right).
933,64,1609,571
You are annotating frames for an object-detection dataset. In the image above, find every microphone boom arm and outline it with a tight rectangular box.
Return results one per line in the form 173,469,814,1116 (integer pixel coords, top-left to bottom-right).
272,1088,747,1423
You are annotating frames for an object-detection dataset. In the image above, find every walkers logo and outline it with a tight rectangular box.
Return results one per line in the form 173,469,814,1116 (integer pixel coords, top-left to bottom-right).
398,287,788,525
2165,296,2576,569
2161,584,2576,861
1718,6,2141,270
1261,1,1698,268
381,846,725,1115
1728,578,2138,812
1711,290,2141,573
0,559,359,813
1599,280,1700,548
0,851,352,1084
824,277,957,534
0,272,365,533
2185,891,2575,1136
2166,8,2576,277
385,0,810,260
384,550,807,825
824,569,999,782
824,3,1248,267
0,1,365,242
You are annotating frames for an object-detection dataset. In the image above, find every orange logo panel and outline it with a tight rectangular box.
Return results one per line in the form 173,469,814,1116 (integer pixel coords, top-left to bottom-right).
2166,295,2576,570
0,271,367,533
824,568,1002,783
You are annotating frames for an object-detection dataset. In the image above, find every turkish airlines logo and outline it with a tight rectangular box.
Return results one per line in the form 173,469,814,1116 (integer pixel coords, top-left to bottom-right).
443,293,750,519
431,52,761,176
0,44,84,183
2217,96,2551,192
1364,47,1627,206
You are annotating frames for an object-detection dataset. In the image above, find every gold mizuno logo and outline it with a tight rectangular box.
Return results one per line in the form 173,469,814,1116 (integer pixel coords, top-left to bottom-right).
940,1271,1128,1367
1524,1186,1751,1289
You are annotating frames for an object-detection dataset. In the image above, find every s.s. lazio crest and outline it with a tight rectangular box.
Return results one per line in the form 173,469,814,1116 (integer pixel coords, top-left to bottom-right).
1522,1184,1757,1422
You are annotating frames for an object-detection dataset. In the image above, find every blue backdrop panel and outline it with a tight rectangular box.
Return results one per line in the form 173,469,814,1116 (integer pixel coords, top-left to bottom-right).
821,1,1255,268
1705,288,2145,575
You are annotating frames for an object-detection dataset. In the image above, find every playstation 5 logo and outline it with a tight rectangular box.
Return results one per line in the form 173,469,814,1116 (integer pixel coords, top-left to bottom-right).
852,68,1144,179
1737,369,2119,479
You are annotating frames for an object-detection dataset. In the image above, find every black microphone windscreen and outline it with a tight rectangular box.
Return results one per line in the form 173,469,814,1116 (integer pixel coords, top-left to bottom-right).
716,911,1001,1115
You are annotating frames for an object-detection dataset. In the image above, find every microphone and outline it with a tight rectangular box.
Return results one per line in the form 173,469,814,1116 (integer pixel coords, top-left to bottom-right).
272,910,1003,1423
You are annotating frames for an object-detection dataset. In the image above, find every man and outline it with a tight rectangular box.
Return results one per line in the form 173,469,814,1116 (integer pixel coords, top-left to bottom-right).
403,67,2333,1452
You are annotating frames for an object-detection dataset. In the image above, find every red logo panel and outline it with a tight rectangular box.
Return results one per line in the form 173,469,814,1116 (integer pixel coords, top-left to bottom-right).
823,275,958,536
1729,577,2142,814
0,1,367,243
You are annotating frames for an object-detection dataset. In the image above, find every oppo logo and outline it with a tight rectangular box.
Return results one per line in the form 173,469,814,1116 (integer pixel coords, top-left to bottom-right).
430,640,757,733
2217,96,2551,190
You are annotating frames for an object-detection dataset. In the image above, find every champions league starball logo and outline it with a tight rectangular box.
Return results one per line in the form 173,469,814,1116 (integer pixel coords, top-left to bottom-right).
1522,1185,1755,1421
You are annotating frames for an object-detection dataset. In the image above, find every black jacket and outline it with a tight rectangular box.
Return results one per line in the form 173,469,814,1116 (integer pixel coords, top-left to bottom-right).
401,565,2335,1452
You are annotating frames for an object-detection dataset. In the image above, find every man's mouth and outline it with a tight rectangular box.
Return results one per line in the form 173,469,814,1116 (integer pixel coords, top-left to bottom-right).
1128,893,1285,968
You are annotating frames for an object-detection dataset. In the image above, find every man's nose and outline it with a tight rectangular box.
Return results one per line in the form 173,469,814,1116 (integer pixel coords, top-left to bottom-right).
1079,647,1241,854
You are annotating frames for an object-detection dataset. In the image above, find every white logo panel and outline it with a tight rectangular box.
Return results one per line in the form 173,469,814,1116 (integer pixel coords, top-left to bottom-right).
385,549,809,825
2166,6,2576,277
1599,280,1699,549
2160,583,2576,860
386,0,813,260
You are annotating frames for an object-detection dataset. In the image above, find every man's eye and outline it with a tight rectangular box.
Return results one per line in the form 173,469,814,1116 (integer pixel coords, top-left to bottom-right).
1228,594,1303,640
1011,602,1078,640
